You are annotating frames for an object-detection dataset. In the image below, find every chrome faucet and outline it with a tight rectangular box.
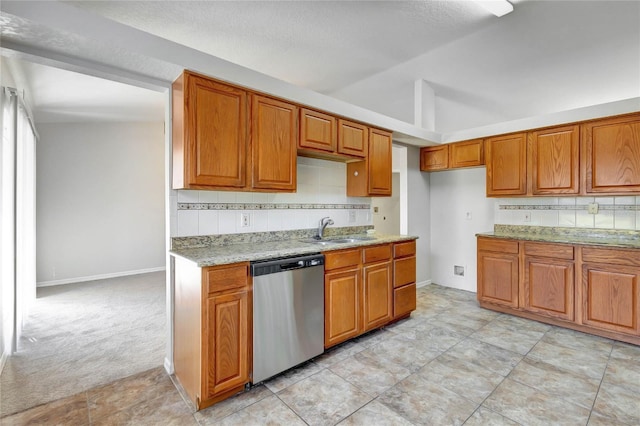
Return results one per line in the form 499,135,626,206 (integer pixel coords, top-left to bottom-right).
316,217,334,240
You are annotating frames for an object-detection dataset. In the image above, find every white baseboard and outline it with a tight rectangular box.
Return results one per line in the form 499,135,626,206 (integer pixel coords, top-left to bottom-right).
164,357,174,375
37,266,166,287
0,349,8,375
416,279,432,288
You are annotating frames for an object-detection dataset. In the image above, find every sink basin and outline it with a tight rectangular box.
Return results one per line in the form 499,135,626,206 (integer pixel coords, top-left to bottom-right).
300,236,376,245
299,239,336,246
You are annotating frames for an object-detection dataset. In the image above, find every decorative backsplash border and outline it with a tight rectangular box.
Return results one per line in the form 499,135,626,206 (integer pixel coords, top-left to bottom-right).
499,204,640,211
177,203,371,211
171,225,374,249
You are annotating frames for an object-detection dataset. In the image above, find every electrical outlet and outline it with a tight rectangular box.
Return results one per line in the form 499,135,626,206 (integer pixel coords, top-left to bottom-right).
373,206,379,213
240,212,251,228
454,265,465,276
465,211,472,220
524,213,531,222
348,210,356,223
587,203,599,214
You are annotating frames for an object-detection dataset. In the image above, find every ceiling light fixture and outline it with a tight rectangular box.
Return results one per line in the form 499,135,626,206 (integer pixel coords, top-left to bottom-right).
473,0,514,17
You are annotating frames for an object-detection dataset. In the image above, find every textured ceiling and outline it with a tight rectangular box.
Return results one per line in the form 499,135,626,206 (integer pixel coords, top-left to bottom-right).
1,0,638,133
64,0,497,93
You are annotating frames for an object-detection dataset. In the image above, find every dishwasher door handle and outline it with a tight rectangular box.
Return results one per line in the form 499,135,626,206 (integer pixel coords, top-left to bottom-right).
279,260,306,271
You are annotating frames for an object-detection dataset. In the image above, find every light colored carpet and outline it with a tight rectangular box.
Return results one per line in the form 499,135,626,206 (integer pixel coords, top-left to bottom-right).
0,271,166,416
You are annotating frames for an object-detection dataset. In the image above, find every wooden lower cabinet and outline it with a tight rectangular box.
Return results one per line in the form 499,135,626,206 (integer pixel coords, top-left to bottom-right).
203,290,250,399
524,256,574,321
581,246,640,336
477,238,519,308
362,261,392,331
324,241,416,348
174,258,251,410
324,268,361,347
478,237,640,345
393,240,417,319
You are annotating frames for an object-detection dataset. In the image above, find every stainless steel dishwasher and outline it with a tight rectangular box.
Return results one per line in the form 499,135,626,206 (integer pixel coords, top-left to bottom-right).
251,253,324,383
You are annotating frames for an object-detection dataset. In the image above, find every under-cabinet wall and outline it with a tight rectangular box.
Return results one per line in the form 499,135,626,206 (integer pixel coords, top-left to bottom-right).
171,156,373,237
495,196,640,230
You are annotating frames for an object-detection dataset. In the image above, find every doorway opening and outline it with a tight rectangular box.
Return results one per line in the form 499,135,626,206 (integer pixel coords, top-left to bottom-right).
0,56,167,416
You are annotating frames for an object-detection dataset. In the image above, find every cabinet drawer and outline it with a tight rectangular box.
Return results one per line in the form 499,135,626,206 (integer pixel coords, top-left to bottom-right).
524,242,574,260
394,240,416,258
582,246,640,267
394,257,416,288
478,238,519,254
204,263,249,294
363,244,392,264
324,248,361,271
394,283,416,318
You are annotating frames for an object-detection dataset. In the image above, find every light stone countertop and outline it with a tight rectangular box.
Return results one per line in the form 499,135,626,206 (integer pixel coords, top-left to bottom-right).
170,233,418,267
477,225,640,249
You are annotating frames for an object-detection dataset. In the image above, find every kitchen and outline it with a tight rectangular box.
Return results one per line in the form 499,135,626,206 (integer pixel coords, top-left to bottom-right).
1,0,639,424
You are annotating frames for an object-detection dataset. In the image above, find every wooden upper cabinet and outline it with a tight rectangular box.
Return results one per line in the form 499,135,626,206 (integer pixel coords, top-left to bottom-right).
347,128,392,197
485,133,527,196
250,95,298,191
582,114,640,194
173,71,248,189
338,119,368,158
450,139,484,169
528,125,579,195
299,108,337,153
420,145,449,171
367,128,393,195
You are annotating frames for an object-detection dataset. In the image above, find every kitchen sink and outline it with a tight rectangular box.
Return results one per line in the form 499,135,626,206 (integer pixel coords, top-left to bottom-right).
300,236,376,245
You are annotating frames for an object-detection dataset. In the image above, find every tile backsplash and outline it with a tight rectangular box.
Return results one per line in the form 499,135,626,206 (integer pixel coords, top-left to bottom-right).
170,157,372,237
495,196,640,230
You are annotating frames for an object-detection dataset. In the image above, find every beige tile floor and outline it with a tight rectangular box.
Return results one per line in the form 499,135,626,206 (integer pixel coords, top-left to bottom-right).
3,284,639,425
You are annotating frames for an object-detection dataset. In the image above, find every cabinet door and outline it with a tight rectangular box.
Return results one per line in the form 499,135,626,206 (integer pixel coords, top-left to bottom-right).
367,128,392,196
582,114,640,193
250,95,298,191
450,139,484,169
420,145,449,171
478,251,519,308
338,119,368,157
485,133,527,196
524,257,574,321
325,268,361,348
362,261,392,332
203,290,250,399
582,263,639,335
183,73,248,188
299,108,337,153
529,125,579,195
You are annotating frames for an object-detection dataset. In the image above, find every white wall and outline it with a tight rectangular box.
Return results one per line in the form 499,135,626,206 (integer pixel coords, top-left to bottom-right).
36,122,165,285
406,146,431,286
429,167,494,292
170,156,372,237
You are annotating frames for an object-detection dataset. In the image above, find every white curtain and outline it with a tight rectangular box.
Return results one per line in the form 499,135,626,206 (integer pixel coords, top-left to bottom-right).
0,87,37,360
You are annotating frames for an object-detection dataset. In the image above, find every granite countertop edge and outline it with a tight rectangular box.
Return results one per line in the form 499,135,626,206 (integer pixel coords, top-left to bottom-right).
476,231,640,249
170,234,418,267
